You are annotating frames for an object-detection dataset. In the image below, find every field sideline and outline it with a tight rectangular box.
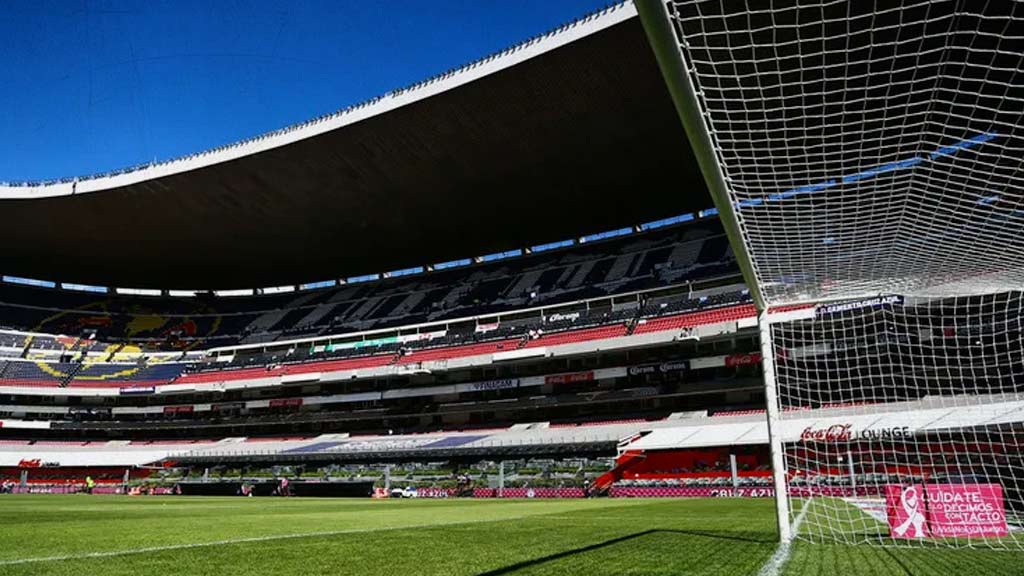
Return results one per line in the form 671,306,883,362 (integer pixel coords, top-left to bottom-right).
1,495,1022,575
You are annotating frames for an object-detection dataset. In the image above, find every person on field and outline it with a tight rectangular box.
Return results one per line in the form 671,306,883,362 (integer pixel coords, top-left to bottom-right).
85,475,95,495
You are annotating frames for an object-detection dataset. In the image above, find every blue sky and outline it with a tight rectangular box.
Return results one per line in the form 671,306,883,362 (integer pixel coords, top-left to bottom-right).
0,0,609,182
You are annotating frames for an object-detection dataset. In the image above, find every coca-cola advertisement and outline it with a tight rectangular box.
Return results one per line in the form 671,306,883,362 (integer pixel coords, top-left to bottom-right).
724,353,762,367
800,424,852,443
799,423,914,443
544,371,594,385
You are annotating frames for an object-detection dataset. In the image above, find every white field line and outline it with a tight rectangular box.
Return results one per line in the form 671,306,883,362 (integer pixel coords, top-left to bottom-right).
0,514,554,566
757,498,811,576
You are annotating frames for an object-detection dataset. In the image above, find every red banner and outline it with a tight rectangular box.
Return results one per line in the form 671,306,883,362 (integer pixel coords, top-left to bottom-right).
609,486,878,498
725,352,762,367
545,371,594,385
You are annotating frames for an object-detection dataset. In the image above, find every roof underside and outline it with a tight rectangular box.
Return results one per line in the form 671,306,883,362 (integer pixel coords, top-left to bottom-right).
0,13,708,290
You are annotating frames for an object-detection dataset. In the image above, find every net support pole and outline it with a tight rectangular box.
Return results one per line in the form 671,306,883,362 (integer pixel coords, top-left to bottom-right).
760,311,792,542
729,453,739,496
499,461,505,498
847,450,856,493
634,0,764,311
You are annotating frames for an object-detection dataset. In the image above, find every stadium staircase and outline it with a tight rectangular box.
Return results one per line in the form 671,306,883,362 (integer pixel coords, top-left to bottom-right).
19,336,35,358
592,449,646,495
565,261,595,289
58,363,83,387
590,431,651,494
625,305,645,336
104,343,126,362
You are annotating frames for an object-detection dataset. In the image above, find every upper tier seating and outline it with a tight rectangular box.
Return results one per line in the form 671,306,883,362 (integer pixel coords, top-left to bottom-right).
0,360,67,387
0,282,753,389
0,285,756,391
67,362,186,388
174,354,397,385
169,289,755,386
524,324,628,347
397,339,521,364
0,331,28,350
634,304,757,334
0,220,737,351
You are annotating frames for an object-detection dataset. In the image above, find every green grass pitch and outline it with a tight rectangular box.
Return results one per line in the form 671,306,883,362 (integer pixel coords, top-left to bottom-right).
1,495,1022,575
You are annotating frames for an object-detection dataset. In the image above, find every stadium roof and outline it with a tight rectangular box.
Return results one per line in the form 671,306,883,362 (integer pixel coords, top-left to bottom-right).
0,3,709,290
629,394,1024,451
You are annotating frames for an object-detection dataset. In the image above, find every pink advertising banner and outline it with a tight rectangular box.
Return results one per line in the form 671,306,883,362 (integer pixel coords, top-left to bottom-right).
472,487,585,498
886,483,1007,539
609,486,879,498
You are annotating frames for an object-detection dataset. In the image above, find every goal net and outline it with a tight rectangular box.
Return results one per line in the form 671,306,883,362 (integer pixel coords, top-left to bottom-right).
660,0,1024,305
767,294,1023,548
637,0,1024,547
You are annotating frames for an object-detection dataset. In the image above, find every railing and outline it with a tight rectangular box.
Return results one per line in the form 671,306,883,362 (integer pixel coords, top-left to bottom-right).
205,278,747,357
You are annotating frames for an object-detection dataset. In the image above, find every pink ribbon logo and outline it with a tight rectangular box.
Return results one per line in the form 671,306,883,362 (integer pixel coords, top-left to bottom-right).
893,485,927,538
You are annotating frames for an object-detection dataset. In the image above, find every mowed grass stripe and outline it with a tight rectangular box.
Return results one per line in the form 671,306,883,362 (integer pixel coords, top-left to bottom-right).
3,495,1023,575
0,496,654,561
0,514,593,566
0,496,778,576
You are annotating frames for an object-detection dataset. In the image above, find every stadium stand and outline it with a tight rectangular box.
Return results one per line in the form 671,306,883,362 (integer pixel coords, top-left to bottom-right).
0,219,736,351
67,362,186,388
0,360,66,387
0,284,756,393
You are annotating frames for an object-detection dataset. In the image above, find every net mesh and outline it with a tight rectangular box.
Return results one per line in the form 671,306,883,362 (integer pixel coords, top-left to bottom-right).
769,293,1024,548
665,0,1024,306
647,0,1024,548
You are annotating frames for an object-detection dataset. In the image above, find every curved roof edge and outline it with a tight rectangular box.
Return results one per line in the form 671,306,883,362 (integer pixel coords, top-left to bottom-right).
0,2,636,200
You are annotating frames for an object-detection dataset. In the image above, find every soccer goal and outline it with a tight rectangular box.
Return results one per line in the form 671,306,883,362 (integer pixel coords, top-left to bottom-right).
763,294,1024,548
635,0,1024,548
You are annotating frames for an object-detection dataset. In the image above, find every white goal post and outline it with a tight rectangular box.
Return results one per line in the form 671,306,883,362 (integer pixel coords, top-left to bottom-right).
635,0,1024,548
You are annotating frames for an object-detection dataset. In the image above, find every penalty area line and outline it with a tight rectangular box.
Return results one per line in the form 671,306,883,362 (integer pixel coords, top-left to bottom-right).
0,514,545,566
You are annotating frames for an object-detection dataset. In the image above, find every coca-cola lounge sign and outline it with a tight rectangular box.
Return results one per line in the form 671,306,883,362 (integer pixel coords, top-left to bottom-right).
800,423,913,443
